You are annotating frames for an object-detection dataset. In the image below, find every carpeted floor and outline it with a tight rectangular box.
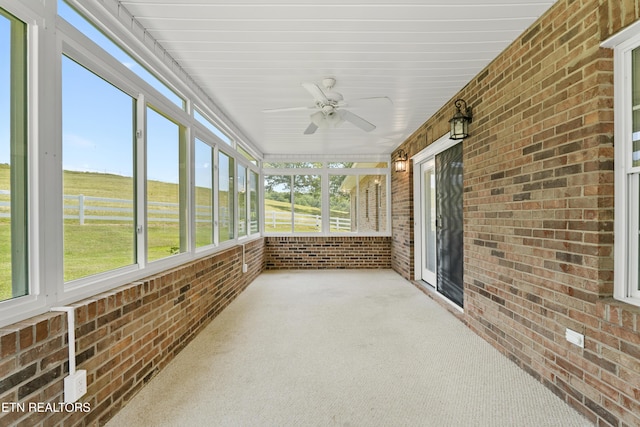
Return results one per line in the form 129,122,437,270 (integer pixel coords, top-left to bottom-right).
106,270,592,427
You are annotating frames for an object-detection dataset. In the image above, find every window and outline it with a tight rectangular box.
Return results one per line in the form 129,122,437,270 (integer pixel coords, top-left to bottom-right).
1,1,264,328
604,24,640,306
239,146,257,166
263,174,321,233
58,1,184,109
146,106,186,262
263,161,389,235
294,175,321,233
194,108,232,145
249,170,259,234
0,9,28,302
238,164,247,238
264,162,322,168
195,138,213,248
329,175,353,232
62,55,136,281
218,151,234,242
264,174,292,232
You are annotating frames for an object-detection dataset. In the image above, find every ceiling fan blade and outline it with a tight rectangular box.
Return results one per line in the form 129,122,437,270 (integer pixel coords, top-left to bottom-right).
302,82,329,104
338,109,376,132
263,106,315,113
345,96,393,108
303,122,318,135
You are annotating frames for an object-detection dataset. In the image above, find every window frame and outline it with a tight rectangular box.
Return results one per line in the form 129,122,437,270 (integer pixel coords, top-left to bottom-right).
603,22,640,307
261,159,391,237
144,103,189,264
193,136,215,251
0,1,47,326
217,149,235,243
0,0,264,328
55,4,262,305
60,53,139,283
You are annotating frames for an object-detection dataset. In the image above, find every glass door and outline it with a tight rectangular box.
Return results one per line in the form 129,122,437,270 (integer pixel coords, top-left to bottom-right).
420,159,437,285
435,142,464,308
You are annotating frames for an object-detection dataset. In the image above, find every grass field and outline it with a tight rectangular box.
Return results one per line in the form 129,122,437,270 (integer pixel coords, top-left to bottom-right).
262,198,350,233
0,165,219,299
0,164,350,300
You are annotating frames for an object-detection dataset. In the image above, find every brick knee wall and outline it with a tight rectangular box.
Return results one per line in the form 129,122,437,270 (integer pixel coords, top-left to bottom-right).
264,236,392,269
0,238,265,426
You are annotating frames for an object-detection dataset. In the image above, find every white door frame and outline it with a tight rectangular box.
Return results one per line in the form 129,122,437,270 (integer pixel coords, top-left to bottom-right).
412,133,460,285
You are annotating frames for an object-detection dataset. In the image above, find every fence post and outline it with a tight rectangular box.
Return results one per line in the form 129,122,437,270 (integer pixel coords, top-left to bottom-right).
272,211,276,228
79,194,85,225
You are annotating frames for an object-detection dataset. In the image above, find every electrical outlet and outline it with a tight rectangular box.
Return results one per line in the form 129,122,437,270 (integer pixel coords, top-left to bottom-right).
64,370,87,403
565,328,584,348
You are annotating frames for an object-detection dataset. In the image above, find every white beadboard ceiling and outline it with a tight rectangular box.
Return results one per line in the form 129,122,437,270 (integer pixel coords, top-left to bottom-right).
118,0,556,157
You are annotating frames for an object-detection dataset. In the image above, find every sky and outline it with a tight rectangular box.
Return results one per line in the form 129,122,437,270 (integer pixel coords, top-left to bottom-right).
1,2,223,189
60,1,180,184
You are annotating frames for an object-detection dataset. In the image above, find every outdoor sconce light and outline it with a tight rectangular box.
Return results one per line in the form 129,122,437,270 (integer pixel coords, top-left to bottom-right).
449,99,473,140
394,149,408,172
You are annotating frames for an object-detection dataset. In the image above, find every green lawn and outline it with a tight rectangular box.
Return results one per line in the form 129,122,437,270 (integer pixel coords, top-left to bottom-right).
0,166,209,299
263,198,350,233
0,164,353,300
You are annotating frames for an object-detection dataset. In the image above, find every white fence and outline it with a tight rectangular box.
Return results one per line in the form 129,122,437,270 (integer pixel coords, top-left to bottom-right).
1,192,351,231
264,210,351,231
0,190,11,218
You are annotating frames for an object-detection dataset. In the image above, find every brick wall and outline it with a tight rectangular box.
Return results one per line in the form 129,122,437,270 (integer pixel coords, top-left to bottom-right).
391,161,413,278
354,176,387,233
265,236,391,269
0,238,265,426
391,0,640,425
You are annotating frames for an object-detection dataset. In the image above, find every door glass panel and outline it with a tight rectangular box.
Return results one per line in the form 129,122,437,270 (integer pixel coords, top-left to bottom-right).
436,142,464,308
424,163,437,277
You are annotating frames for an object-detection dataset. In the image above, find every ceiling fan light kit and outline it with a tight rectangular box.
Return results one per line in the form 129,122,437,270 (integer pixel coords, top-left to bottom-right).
263,77,390,135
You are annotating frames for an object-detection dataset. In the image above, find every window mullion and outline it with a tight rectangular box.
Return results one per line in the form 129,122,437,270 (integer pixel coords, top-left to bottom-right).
136,94,147,268
179,126,189,252
213,146,219,245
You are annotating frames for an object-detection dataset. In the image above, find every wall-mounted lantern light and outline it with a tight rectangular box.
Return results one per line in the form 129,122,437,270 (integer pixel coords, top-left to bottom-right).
449,99,472,140
394,149,408,172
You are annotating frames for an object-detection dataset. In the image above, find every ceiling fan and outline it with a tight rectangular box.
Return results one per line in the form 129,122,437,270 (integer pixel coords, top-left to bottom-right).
263,77,391,135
